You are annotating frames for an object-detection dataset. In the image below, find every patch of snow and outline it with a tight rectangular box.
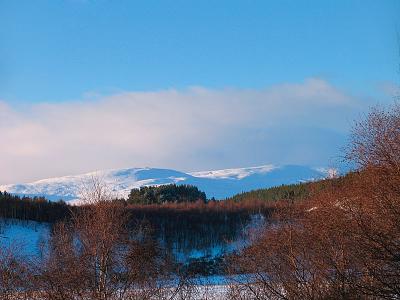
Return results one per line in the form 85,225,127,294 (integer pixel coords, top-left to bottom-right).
315,167,339,178
0,219,50,256
190,164,277,180
306,207,318,212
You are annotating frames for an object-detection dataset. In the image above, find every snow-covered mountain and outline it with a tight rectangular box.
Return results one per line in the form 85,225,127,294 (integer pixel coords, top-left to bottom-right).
0,165,335,203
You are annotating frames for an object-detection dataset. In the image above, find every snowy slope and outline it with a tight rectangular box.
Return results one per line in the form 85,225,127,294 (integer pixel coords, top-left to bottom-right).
0,219,50,256
0,165,335,202
190,165,277,180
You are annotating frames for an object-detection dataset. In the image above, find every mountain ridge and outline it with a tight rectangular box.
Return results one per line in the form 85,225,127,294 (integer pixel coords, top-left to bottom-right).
0,165,336,203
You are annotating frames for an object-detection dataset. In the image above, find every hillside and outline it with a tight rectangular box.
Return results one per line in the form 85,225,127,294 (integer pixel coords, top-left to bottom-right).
0,165,334,203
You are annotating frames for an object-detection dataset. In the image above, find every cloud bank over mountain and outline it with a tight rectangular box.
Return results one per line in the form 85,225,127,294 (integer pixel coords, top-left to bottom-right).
0,78,367,184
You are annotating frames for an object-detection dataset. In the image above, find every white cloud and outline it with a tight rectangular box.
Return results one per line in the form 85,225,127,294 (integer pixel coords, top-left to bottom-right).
0,78,365,184
378,81,400,98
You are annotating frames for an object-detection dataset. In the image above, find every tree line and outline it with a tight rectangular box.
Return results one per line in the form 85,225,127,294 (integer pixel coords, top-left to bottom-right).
0,192,70,223
0,181,319,226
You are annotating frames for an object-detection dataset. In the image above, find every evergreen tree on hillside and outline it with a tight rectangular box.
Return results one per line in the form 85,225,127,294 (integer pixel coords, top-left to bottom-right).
127,184,207,205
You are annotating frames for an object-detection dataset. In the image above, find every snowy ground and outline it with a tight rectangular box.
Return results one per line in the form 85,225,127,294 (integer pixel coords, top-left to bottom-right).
0,219,50,256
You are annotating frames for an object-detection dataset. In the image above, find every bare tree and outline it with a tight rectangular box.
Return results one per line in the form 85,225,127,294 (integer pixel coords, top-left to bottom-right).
36,177,181,300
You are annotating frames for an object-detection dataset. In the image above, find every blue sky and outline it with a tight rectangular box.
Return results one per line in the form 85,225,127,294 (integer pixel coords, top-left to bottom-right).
0,0,399,183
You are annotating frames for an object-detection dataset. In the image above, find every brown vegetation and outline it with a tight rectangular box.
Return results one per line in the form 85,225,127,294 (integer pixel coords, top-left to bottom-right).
230,105,400,299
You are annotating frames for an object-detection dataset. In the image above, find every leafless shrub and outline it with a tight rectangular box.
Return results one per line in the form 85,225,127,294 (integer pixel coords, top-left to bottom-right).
0,243,34,300
35,222,89,300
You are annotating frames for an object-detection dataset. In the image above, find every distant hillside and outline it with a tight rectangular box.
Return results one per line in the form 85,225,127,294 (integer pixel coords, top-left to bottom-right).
227,175,342,203
0,165,335,203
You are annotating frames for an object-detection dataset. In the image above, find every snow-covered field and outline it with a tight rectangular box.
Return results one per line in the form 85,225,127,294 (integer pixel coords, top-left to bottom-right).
0,164,334,203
